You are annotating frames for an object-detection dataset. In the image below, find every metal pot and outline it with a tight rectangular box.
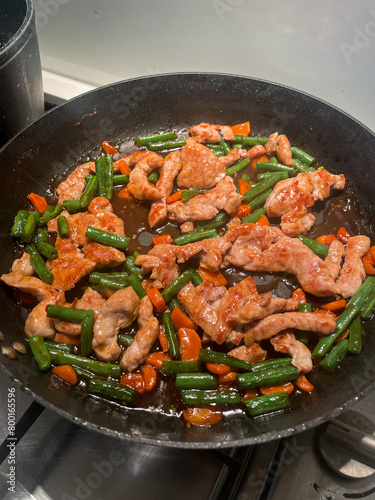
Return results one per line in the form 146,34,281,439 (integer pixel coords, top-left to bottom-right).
0,73,374,448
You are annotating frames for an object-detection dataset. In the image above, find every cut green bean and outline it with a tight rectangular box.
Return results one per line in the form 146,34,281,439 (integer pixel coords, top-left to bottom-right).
35,227,48,244
113,174,129,186
360,288,375,319
127,273,146,299
237,365,299,390
161,361,202,374
123,256,143,280
181,188,201,202
169,297,184,312
293,158,315,173
47,347,122,377
89,378,134,403
135,131,176,146
176,373,217,390
196,212,229,229
219,137,231,155
80,310,95,357
256,172,272,182
72,365,95,381
226,158,251,177
46,304,92,323
95,157,107,197
147,138,187,151
180,389,241,405
188,269,203,287
91,276,128,291
241,208,266,224
248,189,272,211
147,172,159,185
243,172,285,203
245,392,289,417
89,271,129,284
57,215,70,238
25,244,54,284
85,226,130,250
117,334,134,348
39,204,63,225
296,234,329,258
269,156,278,164
11,210,28,237
80,175,98,207
241,173,252,184
173,228,217,246
232,135,269,146
105,154,114,199
295,303,312,344
199,349,253,371
161,270,194,303
162,311,180,359
319,340,349,374
251,358,292,372
255,162,296,176
22,211,39,243
37,241,58,260
348,315,362,355
291,146,315,166
29,335,51,371
63,199,82,213
206,144,224,155
44,341,73,353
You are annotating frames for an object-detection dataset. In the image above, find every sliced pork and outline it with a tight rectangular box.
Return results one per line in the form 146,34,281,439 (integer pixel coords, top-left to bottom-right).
336,235,370,298
190,123,234,143
270,331,313,373
127,151,164,200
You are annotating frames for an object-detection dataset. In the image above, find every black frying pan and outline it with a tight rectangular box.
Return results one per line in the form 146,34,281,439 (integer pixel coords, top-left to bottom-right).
1,73,375,449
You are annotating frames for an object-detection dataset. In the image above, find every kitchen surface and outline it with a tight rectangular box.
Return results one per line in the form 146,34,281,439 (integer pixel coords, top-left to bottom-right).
1,1,375,499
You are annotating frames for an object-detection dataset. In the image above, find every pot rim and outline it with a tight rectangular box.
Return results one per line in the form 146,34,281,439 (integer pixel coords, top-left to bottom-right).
0,0,34,66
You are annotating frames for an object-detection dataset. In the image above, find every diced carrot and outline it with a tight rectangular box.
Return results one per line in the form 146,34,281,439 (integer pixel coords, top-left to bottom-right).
252,154,269,169
321,299,347,311
233,204,252,220
166,190,187,204
159,329,169,353
295,374,314,393
118,187,134,199
146,288,167,313
171,307,198,331
336,226,350,243
206,362,231,375
141,364,157,391
255,214,270,226
102,140,118,155
119,373,145,394
152,234,173,245
230,121,251,136
242,389,259,401
145,351,172,369
370,246,375,264
198,266,228,286
315,234,336,245
142,278,154,291
27,193,48,213
115,158,130,175
363,255,375,275
178,328,202,362
313,308,337,319
335,329,349,342
52,365,78,385
182,407,222,426
54,332,80,346
260,382,294,396
238,179,251,195
292,288,306,304
218,371,238,384
367,249,375,266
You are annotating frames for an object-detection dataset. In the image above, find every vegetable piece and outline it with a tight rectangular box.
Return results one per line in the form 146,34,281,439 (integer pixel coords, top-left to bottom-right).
179,328,202,362
245,392,289,416
226,158,251,177
105,154,114,199
52,365,78,385
241,208,266,224
291,146,315,166
117,187,134,200
181,188,201,202
29,335,51,371
218,371,238,384
72,365,95,381
141,364,157,391
166,190,187,204
197,212,229,229
117,333,134,348
295,374,314,392
232,135,269,146
252,154,270,169
89,378,134,403
171,307,197,331
256,214,270,226
11,210,29,237
238,178,252,195
219,137,231,155
113,174,129,186
321,299,347,312
28,193,48,213
233,204,252,220
80,175,98,207
162,312,180,359
231,121,250,136
44,340,73,353
39,204,63,226
255,161,296,176
182,407,222,426
36,242,58,260
189,268,203,287
361,289,375,319
80,310,95,357
295,302,312,344
248,189,273,211
336,226,350,244
95,157,107,197
147,172,159,185
319,339,349,373
63,199,82,213
292,158,315,173
199,349,253,371
57,215,70,238
152,234,173,245
22,211,40,243
260,382,294,396
292,288,306,304
146,352,172,369
180,389,241,405
35,227,48,244
242,389,259,401
47,304,92,323
25,244,54,284
315,234,336,245
237,365,299,390
161,360,202,373
197,267,228,286
147,138,187,151
120,373,145,394
173,228,217,246
175,373,217,390
206,362,231,376
135,131,176,146
161,270,194,303
54,332,80,346
362,255,375,275
251,358,292,373
146,288,167,314
102,141,118,155
123,256,143,280
47,347,121,377
348,315,362,354
85,226,130,250
296,234,329,258
243,172,285,203
116,158,130,175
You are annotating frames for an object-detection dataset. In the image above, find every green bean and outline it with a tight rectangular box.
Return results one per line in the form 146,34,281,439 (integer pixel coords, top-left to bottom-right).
117,333,134,348
206,144,224,155
91,276,128,291
44,341,73,353
219,137,231,155
241,208,266,224
29,335,51,371
245,392,289,417
196,212,228,229
135,131,176,146
189,268,203,286
269,156,278,164
237,365,299,390
231,143,244,149
360,289,375,319
37,241,58,260
85,226,130,250
95,157,107,197
319,339,349,374
63,199,82,213
35,227,48,244
169,297,184,312
57,215,70,238
105,154,114,199
22,211,39,243
255,161,296,175
226,158,251,177
241,173,252,184
46,304,92,323
173,228,217,246
47,347,122,377
80,175,98,207
251,358,292,372
256,172,273,182
162,312,180,359
25,244,54,284
295,303,312,344
127,273,146,299
72,365,95,381
89,378,134,403
161,361,202,373
180,389,241,405
147,172,159,185
248,189,272,211
175,373,217,390
292,158,315,173
147,139,187,151
181,188,201,202
39,204,63,225
161,270,194,303
199,349,253,371
243,172,285,203
123,256,143,280
80,310,95,357
232,135,269,146
291,146,315,167
348,315,362,354
89,271,129,284
296,234,329,258
11,210,28,237
113,174,129,186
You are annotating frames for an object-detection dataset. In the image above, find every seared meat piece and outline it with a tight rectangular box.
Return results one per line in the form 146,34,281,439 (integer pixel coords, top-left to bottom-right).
83,242,125,267
56,161,95,204
264,132,294,167
271,331,313,373
227,344,267,364
264,169,345,236
336,235,370,298
11,252,33,276
121,296,159,372
180,221,194,233
1,271,58,302
167,176,242,223
24,300,58,339
231,293,299,324
190,123,235,143
127,151,164,200
325,239,345,280
243,312,336,346
92,287,140,362
148,150,182,228
135,244,179,289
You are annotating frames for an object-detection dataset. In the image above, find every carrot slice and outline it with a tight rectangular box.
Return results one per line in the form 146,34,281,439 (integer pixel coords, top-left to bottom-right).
315,234,336,245
102,140,118,155
218,371,238,384
54,332,80,346
260,382,294,396
230,121,251,136
141,364,157,391
295,374,314,393
166,190,187,204
292,287,306,304
115,158,130,175
178,328,202,362
146,288,167,313
336,226,350,243
159,329,169,353
206,362,231,375
370,246,375,264
198,266,228,286
152,234,173,245
335,329,350,342
255,214,270,226
171,307,198,331
182,407,222,426
321,299,347,311
27,193,48,213
242,389,259,401
52,365,78,385
252,154,269,169
238,179,251,195
145,352,172,369
142,278,154,291
119,373,145,394
118,187,134,200
233,204,252,220
363,255,375,275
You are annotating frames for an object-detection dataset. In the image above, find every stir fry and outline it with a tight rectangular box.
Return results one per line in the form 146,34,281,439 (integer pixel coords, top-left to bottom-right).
2,120,375,427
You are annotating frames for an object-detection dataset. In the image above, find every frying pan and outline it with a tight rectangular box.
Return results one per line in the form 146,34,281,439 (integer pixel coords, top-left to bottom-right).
1,73,375,449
